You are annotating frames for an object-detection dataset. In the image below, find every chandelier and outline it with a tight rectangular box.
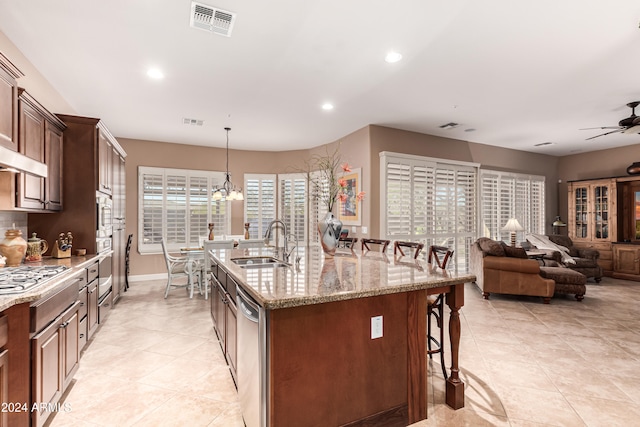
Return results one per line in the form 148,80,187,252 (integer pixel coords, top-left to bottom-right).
213,127,243,201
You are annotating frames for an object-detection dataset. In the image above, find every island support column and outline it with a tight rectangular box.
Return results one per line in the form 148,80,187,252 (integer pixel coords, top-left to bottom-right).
445,283,465,409
407,290,427,424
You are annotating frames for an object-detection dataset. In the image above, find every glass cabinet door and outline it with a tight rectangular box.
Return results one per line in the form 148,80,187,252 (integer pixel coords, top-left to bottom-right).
574,187,588,238
593,185,608,240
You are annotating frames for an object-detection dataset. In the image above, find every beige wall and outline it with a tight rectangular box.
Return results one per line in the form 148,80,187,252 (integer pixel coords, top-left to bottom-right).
368,125,560,237
0,30,75,115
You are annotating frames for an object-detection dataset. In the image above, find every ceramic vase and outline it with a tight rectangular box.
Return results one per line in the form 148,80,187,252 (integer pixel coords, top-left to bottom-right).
317,211,342,257
0,229,27,267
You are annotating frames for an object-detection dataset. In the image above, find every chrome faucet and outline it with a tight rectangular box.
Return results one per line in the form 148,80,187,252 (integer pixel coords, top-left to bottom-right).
264,220,292,262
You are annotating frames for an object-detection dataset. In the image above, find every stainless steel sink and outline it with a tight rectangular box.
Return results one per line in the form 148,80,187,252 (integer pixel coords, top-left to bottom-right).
231,256,290,269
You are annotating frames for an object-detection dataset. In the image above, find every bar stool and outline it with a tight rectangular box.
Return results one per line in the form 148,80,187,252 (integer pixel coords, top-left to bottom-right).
361,238,390,253
427,245,454,379
393,241,424,258
338,236,358,249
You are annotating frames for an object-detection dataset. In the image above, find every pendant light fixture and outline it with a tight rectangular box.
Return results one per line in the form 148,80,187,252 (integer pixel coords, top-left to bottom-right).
213,127,243,201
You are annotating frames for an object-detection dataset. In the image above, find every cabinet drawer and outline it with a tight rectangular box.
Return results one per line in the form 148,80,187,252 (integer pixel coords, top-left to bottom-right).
0,315,7,348
87,262,99,283
78,286,88,320
75,269,88,290
574,242,611,251
30,275,81,334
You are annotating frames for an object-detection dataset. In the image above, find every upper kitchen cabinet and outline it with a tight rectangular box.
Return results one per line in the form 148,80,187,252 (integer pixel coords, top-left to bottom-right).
0,89,65,211
0,52,23,151
29,115,125,255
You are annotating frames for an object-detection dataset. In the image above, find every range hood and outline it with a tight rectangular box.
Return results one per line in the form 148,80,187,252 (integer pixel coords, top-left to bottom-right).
0,145,47,177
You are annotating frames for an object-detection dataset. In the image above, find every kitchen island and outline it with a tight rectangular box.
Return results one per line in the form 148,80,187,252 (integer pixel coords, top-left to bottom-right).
210,246,476,427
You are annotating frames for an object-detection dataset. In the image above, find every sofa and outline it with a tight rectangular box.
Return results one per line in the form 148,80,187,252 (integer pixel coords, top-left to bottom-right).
471,237,588,303
526,234,603,282
470,238,555,303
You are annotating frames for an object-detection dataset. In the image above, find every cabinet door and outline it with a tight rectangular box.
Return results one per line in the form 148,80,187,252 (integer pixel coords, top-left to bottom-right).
0,65,18,151
87,281,99,340
61,302,79,390
17,99,45,209
571,184,589,240
226,298,237,384
44,122,63,211
0,349,8,427
98,131,112,195
614,246,640,275
591,184,611,241
31,315,63,427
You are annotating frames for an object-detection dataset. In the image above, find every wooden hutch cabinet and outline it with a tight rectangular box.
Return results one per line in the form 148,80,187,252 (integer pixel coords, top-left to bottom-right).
0,52,22,151
567,178,617,274
568,176,640,281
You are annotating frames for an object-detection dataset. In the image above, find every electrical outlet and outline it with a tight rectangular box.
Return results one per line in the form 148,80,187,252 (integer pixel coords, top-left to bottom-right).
362,226,368,234
351,226,357,233
371,315,383,339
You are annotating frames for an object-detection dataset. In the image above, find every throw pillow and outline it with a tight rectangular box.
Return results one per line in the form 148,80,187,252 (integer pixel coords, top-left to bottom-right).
502,243,528,259
477,237,505,257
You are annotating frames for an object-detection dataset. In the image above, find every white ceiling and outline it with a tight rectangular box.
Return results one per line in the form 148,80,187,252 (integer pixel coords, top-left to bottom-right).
1,0,640,156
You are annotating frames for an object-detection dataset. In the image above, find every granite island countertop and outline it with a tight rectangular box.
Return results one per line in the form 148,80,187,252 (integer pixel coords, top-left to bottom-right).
0,253,107,311
210,246,476,310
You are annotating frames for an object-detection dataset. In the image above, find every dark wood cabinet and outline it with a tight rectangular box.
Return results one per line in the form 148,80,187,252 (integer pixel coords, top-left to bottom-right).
44,121,63,211
0,89,67,212
31,300,79,427
29,115,125,255
209,262,237,385
0,349,8,427
87,279,99,341
98,131,112,195
0,53,22,151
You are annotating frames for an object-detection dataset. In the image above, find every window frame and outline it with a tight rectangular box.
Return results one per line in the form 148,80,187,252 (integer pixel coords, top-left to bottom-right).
137,166,230,254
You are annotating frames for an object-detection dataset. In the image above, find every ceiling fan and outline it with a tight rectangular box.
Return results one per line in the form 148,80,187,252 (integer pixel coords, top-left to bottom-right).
582,101,640,140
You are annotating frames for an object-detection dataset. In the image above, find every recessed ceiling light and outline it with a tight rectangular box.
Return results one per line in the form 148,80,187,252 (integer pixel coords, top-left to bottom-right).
385,51,402,63
322,103,334,111
147,68,164,80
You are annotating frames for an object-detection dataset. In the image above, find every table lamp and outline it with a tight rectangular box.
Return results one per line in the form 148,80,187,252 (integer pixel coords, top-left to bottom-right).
502,218,524,247
552,216,566,234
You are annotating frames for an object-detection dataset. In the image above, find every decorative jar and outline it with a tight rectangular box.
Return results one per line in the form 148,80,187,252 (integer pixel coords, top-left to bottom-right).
317,212,343,257
0,228,27,267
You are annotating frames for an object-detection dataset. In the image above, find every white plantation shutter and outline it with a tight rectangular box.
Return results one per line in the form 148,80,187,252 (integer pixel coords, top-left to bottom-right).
244,174,276,239
138,167,229,253
479,170,546,243
308,170,330,244
381,153,478,272
278,173,308,243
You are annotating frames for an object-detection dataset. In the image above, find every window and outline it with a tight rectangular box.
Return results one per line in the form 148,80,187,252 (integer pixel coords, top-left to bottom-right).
138,166,229,253
244,174,276,239
381,152,478,272
479,170,545,242
278,173,308,243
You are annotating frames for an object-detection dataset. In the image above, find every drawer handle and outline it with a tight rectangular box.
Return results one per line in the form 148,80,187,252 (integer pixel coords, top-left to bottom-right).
59,321,69,329
79,333,85,338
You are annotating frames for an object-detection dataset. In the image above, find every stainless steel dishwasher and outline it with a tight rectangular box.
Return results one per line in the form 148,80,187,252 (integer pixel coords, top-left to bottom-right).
237,285,266,427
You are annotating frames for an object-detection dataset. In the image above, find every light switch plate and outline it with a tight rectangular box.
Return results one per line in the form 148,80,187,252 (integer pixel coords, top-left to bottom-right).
362,226,368,234
371,315,383,339
352,226,357,233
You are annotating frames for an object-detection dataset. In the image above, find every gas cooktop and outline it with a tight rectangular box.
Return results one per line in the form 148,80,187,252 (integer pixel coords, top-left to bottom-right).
0,265,68,295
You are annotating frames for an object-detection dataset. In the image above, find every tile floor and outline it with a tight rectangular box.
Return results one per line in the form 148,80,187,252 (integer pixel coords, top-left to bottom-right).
49,276,640,427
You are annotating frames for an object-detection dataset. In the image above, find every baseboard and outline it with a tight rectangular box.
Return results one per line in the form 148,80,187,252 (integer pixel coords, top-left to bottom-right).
129,273,167,282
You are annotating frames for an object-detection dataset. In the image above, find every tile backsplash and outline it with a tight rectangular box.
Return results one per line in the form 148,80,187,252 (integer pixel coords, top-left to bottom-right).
0,212,28,239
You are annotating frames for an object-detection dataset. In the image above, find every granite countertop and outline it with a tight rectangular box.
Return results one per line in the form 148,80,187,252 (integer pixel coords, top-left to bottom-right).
0,254,106,311
211,246,476,310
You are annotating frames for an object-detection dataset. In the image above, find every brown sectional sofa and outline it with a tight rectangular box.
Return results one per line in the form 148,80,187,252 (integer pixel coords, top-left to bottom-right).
470,238,555,304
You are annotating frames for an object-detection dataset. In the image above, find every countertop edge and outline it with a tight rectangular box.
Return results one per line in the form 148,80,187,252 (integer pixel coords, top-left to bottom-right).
0,255,103,312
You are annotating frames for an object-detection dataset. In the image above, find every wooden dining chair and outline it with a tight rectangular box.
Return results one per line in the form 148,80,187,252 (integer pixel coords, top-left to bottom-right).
393,241,424,259
161,238,194,299
338,236,358,249
361,238,390,253
426,245,454,379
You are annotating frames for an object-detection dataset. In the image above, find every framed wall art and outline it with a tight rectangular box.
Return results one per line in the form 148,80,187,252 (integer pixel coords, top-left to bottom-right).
338,168,362,226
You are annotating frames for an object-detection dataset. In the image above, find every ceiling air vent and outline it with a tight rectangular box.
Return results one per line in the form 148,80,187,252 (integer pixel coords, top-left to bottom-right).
183,118,204,126
190,1,236,37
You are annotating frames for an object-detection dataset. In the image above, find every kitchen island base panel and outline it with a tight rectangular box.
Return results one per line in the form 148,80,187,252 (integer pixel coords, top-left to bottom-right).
269,292,410,427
